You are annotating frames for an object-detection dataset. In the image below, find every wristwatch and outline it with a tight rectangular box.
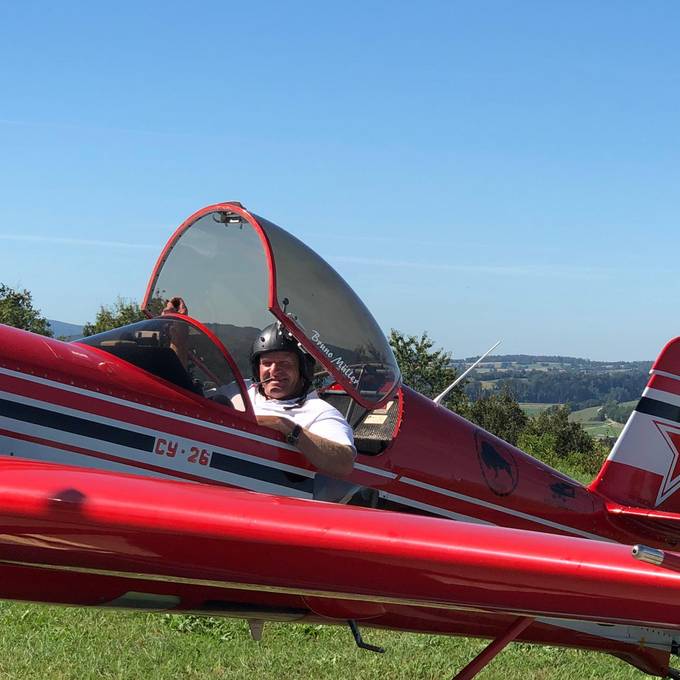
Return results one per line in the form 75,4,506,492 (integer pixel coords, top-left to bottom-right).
286,424,302,446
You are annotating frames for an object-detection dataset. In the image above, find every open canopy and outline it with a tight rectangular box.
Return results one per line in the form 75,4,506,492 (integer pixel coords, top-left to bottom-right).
142,203,400,409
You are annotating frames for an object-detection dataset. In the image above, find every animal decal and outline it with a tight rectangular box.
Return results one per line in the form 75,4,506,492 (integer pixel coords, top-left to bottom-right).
475,432,519,496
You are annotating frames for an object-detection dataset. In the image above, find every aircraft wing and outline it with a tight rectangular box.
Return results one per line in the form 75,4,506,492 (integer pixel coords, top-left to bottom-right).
0,457,678,677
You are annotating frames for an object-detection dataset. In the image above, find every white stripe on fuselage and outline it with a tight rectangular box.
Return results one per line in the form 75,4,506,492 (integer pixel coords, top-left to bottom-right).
0,379,317,498
0,387,313,478
0,366,296,451
645,386,680,409
395,478,611,541
535,616,675,652
651,369,680,383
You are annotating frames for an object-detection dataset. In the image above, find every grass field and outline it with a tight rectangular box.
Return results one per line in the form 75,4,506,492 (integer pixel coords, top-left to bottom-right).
518,403,630,439
569,401,637,439
518,402,557,416
579,421,624,438
568,405,602,422
0,602,659,679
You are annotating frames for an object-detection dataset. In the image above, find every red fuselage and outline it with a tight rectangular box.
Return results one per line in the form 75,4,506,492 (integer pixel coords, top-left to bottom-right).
0,323,655,547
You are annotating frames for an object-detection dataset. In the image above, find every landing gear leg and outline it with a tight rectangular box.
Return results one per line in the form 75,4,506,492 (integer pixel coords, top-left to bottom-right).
347,620,385,653
451,616,534,680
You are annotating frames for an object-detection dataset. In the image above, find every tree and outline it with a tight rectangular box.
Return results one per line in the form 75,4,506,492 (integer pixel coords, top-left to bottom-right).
0,283,53,336
521,405,595,458
518,427,608,483
82,297,146,336
466,388,528,445
388,329,468,411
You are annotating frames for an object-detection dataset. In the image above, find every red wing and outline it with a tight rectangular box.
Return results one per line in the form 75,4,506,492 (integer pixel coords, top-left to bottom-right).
0,457,676,676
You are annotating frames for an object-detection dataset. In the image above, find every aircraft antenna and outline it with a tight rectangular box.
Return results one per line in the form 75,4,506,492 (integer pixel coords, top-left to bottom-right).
433,340,501,406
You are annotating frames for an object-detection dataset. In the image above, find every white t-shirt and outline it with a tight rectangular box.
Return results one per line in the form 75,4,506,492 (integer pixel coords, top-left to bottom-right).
247,385,355,451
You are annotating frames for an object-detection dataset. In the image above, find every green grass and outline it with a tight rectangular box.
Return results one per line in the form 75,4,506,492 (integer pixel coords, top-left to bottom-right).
570,401,636,422
0,602,660,679
580,422,624,438
519,402,627,439
568,403,638,439
519,402,558,416
569,405,602,423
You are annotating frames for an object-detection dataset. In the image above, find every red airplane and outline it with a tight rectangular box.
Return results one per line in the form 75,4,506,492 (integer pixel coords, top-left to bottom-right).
2,201,680,678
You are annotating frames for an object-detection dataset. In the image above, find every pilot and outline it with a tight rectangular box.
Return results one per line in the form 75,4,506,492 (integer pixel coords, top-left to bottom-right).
248,323,355,479
161,299,355,478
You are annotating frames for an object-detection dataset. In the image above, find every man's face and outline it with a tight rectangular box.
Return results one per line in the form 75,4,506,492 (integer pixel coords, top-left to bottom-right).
258,350,303,399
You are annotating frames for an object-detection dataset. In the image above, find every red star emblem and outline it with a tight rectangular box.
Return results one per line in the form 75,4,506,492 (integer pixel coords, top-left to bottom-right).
655,422,680,505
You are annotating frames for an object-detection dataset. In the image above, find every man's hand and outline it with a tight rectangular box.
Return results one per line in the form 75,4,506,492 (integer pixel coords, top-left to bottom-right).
255,415,294,435
255,415,354,478
162,297,188,316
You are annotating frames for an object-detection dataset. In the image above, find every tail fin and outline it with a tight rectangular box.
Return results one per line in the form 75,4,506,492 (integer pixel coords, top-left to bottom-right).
591,337,680,511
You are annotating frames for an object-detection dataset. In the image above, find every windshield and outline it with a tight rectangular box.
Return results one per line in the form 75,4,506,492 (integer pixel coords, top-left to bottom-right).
256,214,400,406
143,204,400,408
77,317,248,411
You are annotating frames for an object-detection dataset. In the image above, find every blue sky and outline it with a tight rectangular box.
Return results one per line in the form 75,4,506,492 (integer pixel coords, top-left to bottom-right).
1,1,678,361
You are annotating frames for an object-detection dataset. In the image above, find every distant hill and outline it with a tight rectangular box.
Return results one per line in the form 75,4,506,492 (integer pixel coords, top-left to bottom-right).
453,354,651,411
48,319,84,340
453,354,652,372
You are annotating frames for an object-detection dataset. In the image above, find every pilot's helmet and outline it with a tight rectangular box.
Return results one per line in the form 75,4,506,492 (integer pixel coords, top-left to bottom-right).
250,322,315,385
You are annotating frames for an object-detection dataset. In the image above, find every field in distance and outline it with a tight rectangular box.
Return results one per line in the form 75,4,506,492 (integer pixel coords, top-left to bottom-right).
569,401,637,438
518,402,558,417
519,401,637,438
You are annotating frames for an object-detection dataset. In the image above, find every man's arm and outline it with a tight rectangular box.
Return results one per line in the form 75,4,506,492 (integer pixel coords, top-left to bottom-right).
161,297,189,368
255,415,354,478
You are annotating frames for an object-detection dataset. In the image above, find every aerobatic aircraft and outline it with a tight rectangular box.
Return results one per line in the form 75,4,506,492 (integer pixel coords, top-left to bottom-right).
2,201,680,678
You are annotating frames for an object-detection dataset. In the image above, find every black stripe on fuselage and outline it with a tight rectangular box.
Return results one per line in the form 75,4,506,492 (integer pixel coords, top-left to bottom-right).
1,396,316,495
377,496,442,519
636,397,680,425
0,397,155,451
209,451,314,493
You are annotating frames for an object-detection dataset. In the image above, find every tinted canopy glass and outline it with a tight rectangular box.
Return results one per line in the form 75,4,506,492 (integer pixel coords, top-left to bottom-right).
144,210,271,379
77,317,247,411
144,206,400,407
256,215,400,406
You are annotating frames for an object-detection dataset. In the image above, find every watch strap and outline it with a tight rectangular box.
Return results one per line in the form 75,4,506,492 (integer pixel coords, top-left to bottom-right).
286,424,302,445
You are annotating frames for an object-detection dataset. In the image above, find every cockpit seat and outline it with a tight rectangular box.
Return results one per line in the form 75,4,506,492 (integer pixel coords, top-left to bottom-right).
98,341,199,394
